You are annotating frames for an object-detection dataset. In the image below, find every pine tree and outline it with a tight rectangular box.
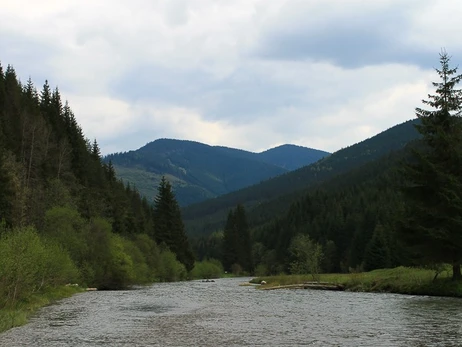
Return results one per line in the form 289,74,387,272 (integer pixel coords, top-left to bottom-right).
40,80,51,114
221,204,252,273
401,51,462,280
363,224,391,271
222,209,238,272
235,204,252,273
153,177,194,271
0,125,13,227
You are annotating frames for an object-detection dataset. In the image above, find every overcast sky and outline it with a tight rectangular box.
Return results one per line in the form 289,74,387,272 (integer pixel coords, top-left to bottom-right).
2,0,461,155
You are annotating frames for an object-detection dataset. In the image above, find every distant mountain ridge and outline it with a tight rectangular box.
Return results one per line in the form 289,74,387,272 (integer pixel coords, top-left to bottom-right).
214,144,324,171
104,139,329,206
182,119,421,236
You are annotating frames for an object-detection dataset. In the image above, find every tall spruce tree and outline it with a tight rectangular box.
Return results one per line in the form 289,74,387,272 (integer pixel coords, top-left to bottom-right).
222,204,252,273
153,177,194,271
222,209,238,272
401,51,462,280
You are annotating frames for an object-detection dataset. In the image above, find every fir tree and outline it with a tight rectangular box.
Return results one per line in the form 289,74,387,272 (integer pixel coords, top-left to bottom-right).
222,209,238,272
363,224,391,271
222,204,252,273
401,51,462,280
153,177,194,271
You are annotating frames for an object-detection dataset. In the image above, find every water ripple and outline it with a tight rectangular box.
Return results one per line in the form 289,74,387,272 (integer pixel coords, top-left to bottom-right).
0,278,461,346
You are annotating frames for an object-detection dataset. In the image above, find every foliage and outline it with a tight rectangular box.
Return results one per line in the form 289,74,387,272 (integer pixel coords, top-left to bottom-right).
250,149,406,275
363,224,391,271
153,177,195,271
222,204,252,273
401,52,462,280
0,62,197,300
288,234,323,280
190,259,224,279
183,119,420,236
0,226,79,308
156,248,187,282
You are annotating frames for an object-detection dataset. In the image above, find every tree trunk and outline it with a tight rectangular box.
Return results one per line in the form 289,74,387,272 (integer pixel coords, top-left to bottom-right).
452,263,461,281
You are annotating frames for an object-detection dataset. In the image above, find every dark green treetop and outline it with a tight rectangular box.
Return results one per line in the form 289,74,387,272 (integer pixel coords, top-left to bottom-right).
401,51,462,280
153,177,194,271
222,204,252,273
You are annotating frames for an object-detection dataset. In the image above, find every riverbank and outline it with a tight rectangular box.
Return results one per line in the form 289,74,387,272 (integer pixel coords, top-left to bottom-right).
250,266,462,297
0,285,84,333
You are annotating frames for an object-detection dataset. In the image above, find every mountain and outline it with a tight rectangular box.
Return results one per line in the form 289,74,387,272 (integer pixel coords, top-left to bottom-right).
257,144,330,170
104,139,329,206
182,119,421,236
214,144,329,171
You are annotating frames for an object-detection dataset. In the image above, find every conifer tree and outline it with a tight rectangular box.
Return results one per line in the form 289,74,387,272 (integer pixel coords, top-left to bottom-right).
222,209,238,272
0,126,13,227
40,80,51,113
153,177,194,271
401,51,462,280
363,224,391,271
235,204,252,272
222,204,252,273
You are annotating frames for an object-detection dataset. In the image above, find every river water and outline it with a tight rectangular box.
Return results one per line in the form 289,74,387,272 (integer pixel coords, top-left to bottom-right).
0,277,461,346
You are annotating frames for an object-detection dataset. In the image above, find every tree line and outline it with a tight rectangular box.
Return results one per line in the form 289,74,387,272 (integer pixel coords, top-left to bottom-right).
0,63,196,308
195,52,462,281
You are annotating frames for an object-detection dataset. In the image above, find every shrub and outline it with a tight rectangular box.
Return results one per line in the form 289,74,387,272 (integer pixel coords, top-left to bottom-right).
157,249,187,282
0,227,78,308
191,259,223,279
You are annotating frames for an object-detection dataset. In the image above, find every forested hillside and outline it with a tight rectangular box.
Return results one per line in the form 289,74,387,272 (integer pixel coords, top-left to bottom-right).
194,52,462,282
193,147,410,273
0,63,194,308
104,139,328,206
183,119,420,236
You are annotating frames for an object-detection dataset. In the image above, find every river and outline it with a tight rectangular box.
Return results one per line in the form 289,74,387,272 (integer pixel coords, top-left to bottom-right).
0,277,461,346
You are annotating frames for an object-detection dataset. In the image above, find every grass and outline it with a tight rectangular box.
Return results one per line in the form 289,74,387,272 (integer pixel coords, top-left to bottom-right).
0,285,84,333
250,266,462,297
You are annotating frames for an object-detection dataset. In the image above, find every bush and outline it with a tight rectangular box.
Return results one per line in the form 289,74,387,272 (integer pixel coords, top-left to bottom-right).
43,206,88,266
0,227,78,308
191,259,223,279
254,264,269,277
133,234,161,280
121,237,150,284
231,263,243,276
157,249,187,282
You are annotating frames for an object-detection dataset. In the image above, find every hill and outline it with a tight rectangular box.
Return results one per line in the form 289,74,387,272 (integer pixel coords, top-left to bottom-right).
214,144,329,171
104,139,329,206
182,119,420,236
257,144,330,170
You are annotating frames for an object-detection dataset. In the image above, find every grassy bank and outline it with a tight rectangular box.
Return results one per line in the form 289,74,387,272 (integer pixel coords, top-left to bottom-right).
250,266,462,297
0,285,84,333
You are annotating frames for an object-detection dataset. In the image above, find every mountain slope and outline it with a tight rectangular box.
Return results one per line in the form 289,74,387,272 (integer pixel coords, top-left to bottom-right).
214,144,330,170
104,139,328,206
257,144,330,170
182,119,420,235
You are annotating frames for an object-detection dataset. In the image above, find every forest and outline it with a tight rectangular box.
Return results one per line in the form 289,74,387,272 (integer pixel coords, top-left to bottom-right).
194,52,462,282
0,62,206,310
1,50,461,316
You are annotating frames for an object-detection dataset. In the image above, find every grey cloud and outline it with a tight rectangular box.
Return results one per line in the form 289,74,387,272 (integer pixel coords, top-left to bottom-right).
255,4,436,69
110,63,310,125
0,34,58,85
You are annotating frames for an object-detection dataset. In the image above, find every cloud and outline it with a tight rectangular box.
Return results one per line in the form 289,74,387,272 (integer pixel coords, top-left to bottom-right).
254,0,461,69
1,0,460,156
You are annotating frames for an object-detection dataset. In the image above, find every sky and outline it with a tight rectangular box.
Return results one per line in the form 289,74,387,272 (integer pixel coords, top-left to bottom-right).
1,0,461,155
